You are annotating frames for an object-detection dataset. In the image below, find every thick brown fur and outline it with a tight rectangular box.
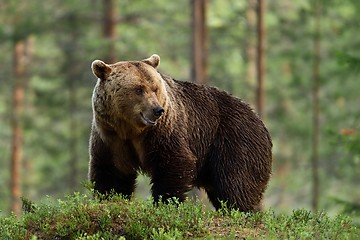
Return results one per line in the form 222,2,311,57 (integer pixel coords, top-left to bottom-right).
89,54,272,211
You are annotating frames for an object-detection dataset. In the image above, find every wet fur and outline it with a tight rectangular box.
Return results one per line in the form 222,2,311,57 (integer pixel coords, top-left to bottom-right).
89,56,272,211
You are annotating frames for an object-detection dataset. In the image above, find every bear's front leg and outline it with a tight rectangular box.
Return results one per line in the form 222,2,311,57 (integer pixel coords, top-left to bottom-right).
151,174,194,204
90,163,137,199
89,127,137,198
149,148,197,204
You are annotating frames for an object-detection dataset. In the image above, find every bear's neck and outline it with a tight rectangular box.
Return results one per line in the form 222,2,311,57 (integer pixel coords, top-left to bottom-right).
95,115,149,140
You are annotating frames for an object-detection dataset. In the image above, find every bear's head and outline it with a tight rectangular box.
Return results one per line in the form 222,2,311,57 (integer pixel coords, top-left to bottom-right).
91,54,167,135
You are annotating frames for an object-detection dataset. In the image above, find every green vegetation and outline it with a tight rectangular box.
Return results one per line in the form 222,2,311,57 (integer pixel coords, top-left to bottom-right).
0,192,359,239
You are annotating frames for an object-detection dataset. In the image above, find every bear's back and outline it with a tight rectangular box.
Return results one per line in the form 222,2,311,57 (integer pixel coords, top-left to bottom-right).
165,78,272,162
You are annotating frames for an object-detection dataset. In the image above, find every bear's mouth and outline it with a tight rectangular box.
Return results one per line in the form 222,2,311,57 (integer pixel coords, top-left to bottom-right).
140,112,156,126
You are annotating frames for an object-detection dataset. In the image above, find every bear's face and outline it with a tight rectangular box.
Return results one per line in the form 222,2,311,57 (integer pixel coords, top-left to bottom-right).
91,54,167,134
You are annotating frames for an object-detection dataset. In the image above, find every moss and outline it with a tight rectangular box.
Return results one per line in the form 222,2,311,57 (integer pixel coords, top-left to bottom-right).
0,192,359,239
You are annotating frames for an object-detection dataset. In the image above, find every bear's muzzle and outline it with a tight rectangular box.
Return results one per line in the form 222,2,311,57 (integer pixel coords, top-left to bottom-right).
153,106,164,117
140,106,164,126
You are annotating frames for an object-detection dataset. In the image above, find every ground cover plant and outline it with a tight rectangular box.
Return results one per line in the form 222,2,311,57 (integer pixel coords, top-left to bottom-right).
0,191,359,239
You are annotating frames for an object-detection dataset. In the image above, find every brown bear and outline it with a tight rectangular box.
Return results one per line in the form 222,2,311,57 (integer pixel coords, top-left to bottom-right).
89,54,272,211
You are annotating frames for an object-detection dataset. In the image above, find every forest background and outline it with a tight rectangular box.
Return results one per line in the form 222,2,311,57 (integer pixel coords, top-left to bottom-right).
0,0,359,221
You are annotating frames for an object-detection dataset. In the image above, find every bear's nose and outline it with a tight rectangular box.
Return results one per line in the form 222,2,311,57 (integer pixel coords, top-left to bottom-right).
153,106,164,117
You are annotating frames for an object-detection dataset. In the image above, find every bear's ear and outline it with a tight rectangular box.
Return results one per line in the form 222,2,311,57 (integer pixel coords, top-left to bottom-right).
142,54,160,69
91,60,111,80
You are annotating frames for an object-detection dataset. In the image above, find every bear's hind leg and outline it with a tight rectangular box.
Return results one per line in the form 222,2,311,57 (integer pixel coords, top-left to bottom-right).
202,136,267,212
205,173,262,212
206,188,256,212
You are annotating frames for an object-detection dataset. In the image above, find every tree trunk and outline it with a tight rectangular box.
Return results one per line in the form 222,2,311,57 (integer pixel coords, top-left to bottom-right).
189,0,208,201
103,0,117,63
10,38,32,216
246,0,257,103
61,14,81,192
312,0,321,212
68,73,78,191
256,0,266,118
191,0,208,84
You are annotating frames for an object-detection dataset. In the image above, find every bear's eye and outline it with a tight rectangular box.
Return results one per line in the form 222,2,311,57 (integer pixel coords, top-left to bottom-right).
135,87,145,95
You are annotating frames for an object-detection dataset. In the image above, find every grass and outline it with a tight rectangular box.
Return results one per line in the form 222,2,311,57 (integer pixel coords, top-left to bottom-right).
0,192,359,239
